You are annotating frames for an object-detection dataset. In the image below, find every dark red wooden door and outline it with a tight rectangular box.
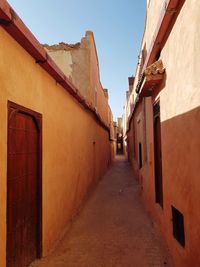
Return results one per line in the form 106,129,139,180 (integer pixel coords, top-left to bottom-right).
7,105,41,267
153,102,163,207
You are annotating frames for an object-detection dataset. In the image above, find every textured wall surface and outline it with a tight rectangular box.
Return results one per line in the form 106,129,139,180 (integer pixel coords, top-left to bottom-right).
44,32,110,125
126,1,200,266
0,27,112,267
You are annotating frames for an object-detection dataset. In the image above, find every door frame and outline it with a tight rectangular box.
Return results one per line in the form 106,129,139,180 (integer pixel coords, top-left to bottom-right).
7,101,43,262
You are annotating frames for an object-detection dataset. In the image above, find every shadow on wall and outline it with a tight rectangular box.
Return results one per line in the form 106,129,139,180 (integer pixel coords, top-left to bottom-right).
161,105,200,266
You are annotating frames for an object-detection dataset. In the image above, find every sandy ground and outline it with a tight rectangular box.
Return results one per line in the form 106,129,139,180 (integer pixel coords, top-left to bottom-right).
32,155,173,267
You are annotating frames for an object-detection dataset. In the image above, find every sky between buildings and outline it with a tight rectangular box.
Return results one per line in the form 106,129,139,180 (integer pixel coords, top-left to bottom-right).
8,0,146,121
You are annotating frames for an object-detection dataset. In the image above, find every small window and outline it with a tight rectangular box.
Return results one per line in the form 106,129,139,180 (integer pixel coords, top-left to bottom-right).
139,142,142,169
172,206,185,247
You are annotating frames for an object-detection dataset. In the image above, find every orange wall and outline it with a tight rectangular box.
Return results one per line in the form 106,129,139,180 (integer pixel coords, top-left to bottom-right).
0,27,111,267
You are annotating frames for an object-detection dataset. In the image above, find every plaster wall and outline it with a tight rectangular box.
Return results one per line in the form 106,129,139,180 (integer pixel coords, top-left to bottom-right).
45,32,109,125
46,50,73,80
127,1,200,266
128,104,142,173
45,38,90,100
160,0,200,121
144,0,164,53
156,1,200,265
0,27,111,267
88,31,109,124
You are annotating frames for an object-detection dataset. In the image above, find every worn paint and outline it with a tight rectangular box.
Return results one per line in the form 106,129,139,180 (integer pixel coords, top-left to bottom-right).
44,32,110,125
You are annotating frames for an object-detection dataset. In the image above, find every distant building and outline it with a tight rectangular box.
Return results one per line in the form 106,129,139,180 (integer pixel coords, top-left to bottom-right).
116,117,123,154
124,1,200,266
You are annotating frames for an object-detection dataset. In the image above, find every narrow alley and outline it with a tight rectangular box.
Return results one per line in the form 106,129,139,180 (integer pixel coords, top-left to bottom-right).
32,156,173,267
1,1,200,267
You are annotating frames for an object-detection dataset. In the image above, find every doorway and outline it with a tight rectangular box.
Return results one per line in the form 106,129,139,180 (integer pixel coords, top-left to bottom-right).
7,102,42,267
153,101,163,207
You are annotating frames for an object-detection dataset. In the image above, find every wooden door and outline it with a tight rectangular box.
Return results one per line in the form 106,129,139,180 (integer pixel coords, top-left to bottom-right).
7,103,42,267
153,101,163,207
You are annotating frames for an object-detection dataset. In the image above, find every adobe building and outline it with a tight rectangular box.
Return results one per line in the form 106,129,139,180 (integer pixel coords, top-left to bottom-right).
43,31,111,124
0,2,114,267
124,0,200,266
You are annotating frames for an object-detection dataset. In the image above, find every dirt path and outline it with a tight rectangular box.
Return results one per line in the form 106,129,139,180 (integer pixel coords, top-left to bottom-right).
32,155,173,267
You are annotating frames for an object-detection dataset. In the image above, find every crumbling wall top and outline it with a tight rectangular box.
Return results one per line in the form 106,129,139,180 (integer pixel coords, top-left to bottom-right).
43,42,81,51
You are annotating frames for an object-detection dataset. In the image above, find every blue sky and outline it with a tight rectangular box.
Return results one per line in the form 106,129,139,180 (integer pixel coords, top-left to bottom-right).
8,0,146,120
